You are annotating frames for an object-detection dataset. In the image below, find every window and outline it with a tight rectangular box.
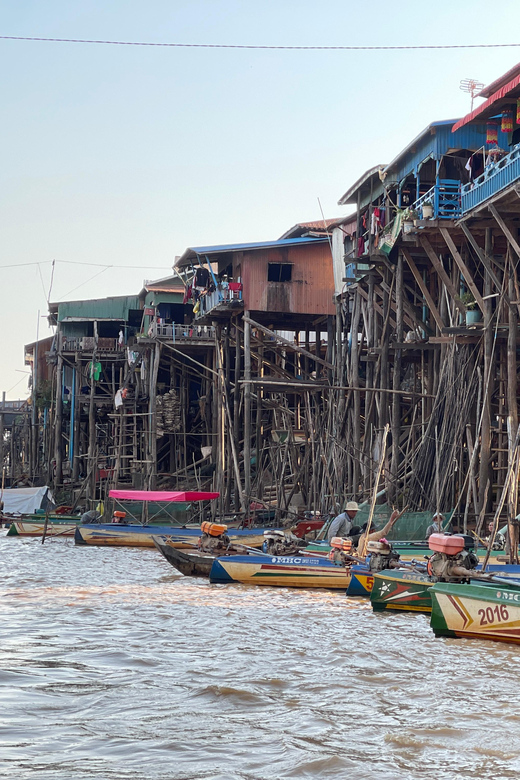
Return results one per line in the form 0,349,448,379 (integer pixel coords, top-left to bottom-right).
268,263,292,282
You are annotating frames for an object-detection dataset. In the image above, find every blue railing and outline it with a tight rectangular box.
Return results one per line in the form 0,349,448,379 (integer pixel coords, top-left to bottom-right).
414,180,461,219
461,143,520,214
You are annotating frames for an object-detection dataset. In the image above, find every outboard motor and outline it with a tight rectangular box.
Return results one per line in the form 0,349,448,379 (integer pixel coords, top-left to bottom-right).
427,533,479,581
366,539,401,573
328,537,354,565
262,529,302,556
198,522,230,553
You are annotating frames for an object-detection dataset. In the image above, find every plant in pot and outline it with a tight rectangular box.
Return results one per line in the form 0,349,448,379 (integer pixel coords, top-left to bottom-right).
422,200,434,219
461,291,482,326
401,207,419,234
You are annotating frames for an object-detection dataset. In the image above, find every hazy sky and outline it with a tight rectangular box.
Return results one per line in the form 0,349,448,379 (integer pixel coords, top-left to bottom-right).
2,0,520,397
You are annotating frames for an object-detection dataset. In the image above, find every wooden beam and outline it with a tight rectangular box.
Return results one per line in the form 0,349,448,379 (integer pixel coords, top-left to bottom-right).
401,247,444,331
459,222,503,292
488,203,520,258
419,236,466,314
356,285,397,329
242,315,334,371
439,226,485,313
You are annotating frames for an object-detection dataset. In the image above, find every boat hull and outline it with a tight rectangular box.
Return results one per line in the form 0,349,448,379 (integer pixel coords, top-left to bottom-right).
347,566,376,597
371,566,520,614
430,581,520,644
152,537,215,576
7,518,78,538
75,524,271,549
209,554,351,589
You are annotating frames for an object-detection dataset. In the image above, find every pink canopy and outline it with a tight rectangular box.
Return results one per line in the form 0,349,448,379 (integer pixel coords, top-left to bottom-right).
109,490,220,502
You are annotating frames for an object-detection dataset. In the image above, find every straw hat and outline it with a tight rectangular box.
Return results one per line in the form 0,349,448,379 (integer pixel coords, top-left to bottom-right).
346,501,359,512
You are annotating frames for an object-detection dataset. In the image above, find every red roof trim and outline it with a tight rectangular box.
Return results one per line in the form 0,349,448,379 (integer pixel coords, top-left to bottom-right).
452,73,520,132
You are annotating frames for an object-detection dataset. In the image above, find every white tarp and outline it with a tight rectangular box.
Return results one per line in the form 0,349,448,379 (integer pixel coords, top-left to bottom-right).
1,486,53,515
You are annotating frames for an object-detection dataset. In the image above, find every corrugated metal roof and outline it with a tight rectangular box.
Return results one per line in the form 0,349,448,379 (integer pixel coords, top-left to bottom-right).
176,237,328,267
452,73,520,132
338,165,385,206
477,62,520,98
278,218,344,240
384,120,458,173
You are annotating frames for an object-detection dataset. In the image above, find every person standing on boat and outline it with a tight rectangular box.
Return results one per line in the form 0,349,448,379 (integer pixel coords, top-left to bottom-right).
425,512,452,538
327,501,359,543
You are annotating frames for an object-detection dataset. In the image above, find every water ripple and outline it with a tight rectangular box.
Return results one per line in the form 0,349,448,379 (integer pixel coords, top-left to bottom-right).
2,531,520,779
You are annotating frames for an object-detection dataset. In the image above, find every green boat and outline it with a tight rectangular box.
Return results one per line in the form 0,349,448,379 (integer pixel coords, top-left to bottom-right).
371,569,434,612
430,580,520,644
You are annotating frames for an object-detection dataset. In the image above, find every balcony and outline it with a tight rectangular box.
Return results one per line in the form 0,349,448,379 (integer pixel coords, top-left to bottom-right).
414,180,461,220
461,143,520,214
147,322,216,342
61,336,124,353
194,282,243,320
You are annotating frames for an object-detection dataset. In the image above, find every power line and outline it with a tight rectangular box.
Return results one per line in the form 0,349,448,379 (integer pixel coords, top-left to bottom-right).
0,260,173,270
1,35,520,51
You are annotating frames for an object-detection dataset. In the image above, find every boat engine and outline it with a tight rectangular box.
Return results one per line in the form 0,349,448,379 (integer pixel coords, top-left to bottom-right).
427,533,479,581
328,536,354,564
198,522,231,553
262,529,303,556
366,539,401,572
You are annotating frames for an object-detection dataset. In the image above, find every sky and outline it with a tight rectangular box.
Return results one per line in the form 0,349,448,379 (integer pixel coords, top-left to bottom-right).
1,0,520,398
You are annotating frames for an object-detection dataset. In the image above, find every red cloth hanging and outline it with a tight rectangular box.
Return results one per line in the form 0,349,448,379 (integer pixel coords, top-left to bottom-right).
517,98,520,125
486,121,498,145
502,108,514,133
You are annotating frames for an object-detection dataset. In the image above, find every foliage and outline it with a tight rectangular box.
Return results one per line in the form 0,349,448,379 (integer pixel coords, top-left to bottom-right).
35,380,53,409
460,291,477,310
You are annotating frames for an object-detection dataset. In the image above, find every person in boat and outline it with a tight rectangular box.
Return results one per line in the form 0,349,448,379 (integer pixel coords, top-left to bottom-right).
485,521,506,551
355,509,401,555
327,501,359,543
81,509,102,524
425,512,453,538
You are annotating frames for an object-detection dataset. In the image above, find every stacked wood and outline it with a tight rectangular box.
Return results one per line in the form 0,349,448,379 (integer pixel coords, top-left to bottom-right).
156,389,181,437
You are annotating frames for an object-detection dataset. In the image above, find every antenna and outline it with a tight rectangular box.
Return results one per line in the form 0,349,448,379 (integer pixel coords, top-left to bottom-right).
459,78,485,111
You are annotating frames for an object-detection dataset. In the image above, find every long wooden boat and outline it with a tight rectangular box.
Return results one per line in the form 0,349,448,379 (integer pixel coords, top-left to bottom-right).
7,516,79,538
152,537,216,576
370,565,520,613
75,524,269,549
209,553,351,589
430,580,520,644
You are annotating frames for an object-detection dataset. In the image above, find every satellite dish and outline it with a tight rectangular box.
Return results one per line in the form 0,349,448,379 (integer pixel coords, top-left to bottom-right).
459,79,485,110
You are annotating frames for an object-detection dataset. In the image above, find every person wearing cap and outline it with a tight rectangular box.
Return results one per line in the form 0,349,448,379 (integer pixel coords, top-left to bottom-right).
327,501,359,543
425,512,452,539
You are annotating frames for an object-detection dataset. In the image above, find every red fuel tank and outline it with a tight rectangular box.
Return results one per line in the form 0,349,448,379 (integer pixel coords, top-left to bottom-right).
428,533,465,555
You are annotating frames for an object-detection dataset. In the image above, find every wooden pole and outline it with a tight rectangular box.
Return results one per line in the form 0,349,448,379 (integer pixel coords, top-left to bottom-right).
243,312,252,504
391,253,403,502
360,423,390,557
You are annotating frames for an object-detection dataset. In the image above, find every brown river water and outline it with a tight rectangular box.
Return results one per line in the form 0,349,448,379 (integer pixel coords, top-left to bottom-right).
2,531,520,780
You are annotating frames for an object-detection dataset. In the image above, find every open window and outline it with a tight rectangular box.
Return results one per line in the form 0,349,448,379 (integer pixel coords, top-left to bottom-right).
267,263,292,282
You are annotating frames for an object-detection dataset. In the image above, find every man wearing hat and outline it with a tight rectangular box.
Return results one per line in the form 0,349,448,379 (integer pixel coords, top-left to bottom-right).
327,501,359,543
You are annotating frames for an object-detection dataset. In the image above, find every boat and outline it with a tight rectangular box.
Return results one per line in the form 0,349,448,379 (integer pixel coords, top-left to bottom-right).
75,489,280,548
209,552,351,589
7,515,79,538
152,537,217,577
430,580,520,644
370,533,520,613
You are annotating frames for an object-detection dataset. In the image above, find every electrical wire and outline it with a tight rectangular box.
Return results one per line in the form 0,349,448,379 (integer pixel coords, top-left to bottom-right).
61,266,109,298
0,260,173,270
1,35,520,50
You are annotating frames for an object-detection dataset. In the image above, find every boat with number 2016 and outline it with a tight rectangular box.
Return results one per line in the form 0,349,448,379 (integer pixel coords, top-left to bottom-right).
430,580,520,644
